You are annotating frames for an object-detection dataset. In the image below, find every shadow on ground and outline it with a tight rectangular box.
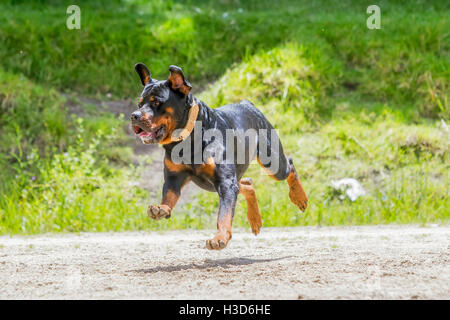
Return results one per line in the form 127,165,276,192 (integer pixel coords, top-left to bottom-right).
130,256,292,273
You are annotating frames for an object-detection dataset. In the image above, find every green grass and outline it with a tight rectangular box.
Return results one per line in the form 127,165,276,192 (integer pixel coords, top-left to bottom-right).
196,45,449,228
0,0,448,118
0,0,448,234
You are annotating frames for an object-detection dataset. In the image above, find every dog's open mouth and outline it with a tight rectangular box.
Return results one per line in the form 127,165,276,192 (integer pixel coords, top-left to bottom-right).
133,125,166,144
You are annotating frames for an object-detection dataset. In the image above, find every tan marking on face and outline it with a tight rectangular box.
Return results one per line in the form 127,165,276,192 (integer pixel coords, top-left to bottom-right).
150,96,155,101
139,97,143,104
138,105,177,144
158,109,178,145
139,106,176,145
165,106,175,115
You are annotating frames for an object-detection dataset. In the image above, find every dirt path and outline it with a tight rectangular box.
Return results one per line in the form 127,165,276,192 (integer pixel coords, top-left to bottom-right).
0,225,448,299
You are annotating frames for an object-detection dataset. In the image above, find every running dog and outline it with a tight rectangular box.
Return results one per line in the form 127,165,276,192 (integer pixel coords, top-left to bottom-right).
131,63,308,250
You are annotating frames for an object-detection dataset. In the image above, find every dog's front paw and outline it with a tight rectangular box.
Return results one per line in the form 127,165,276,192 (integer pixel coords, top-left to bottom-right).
205,234,230,250
147,204,171,220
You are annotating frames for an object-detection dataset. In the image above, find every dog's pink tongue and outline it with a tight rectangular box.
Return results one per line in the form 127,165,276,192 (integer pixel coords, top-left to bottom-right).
139,131,153,138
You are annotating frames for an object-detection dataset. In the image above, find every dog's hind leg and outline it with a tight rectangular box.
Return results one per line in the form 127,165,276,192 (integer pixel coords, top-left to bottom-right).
286,158,308,212
239,178,262,235
256,130,308,211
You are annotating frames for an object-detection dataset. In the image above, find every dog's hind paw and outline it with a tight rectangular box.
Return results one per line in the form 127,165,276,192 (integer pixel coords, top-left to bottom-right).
287,160,308,212
290,193,308,212
148,204,171,220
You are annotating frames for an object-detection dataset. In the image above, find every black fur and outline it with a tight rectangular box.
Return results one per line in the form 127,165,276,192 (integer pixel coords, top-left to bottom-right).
131,63,294,248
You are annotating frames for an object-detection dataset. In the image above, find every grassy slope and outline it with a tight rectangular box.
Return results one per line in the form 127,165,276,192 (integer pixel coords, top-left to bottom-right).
0,0,448,233
198,46,449,227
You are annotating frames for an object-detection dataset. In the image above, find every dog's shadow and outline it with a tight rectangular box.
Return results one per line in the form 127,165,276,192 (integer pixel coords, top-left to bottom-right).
130,256,292,274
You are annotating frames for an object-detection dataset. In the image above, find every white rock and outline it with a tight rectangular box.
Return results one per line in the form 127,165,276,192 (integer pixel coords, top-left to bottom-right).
331,178,366,201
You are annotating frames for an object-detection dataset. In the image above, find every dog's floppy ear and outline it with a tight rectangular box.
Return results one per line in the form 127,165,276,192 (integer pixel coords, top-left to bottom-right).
135,63,152,86
167,65,192,95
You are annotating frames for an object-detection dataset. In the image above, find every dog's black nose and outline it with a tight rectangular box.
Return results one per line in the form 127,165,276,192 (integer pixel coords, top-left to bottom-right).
131,111,142,121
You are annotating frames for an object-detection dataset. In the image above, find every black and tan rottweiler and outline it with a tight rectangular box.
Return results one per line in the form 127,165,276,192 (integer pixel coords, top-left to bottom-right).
131,63,308,250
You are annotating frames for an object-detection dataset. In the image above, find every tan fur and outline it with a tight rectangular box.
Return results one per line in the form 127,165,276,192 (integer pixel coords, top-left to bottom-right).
239,178,262,235
164,157,190,173
206,210,233,250
197,157,216,178
286,166,308,212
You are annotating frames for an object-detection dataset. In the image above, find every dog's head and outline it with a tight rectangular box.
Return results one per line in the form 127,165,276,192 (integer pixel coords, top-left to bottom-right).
131,63,192,144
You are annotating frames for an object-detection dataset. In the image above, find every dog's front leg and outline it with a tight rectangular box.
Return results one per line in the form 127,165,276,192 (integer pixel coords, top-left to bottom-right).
206,178,239,250
148,171,190,220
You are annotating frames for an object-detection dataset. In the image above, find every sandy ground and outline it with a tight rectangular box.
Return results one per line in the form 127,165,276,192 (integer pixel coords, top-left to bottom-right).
0,225,449,300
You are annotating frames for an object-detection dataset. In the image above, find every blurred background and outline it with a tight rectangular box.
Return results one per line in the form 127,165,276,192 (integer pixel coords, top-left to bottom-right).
0,0,448,234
